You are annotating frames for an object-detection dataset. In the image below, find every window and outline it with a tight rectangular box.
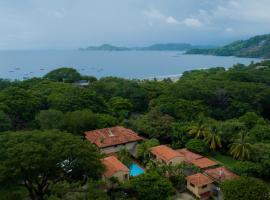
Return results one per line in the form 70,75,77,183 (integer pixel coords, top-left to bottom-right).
202,185,207,188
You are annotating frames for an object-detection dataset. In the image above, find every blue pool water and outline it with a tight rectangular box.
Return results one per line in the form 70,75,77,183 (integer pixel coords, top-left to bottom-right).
129,163,144,176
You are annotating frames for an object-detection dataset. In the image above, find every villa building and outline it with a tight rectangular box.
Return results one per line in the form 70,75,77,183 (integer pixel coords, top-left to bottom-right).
101,155,130,182
186,173,214,199
190,157,217,169
176,148,203,163
85,126,143,156
150,145,185,166
204,166,239,183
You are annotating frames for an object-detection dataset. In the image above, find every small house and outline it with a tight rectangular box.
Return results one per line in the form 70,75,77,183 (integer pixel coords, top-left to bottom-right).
150,145,185,166
101,156,130,182
186,173,213,199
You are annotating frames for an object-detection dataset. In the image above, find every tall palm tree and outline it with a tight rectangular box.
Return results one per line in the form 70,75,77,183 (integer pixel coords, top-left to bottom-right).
203,124,222,150
188,117,209,138
229,132,253,161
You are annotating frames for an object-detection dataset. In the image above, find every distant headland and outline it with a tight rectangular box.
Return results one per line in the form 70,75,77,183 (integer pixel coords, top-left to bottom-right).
79,43,213,51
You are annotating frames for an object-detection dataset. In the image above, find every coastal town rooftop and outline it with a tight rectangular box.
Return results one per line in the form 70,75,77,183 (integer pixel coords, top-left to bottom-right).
204,166,239,182
101,156,130,178
176,148,203,163
150,145,184,163
85,126,143,148
186,173,214,186
190,157,217,169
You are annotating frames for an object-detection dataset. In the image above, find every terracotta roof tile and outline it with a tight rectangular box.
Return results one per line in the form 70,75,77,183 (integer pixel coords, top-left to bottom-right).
150,145,183,163
204,166,239,182
186,173,213,186
85,126,143,148
176,148,203,162
191,157,217,169
101,156,130,178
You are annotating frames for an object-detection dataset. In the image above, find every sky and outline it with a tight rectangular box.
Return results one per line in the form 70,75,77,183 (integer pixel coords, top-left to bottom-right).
1,0,270,49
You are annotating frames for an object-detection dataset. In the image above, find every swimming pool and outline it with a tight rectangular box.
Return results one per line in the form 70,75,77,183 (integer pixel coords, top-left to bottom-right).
129,163,144,176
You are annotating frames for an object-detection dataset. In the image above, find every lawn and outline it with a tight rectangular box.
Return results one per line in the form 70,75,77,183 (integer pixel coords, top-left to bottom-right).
206,151,240,170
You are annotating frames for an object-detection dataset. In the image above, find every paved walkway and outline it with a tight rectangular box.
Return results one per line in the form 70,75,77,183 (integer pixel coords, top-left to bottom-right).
175,192,196,200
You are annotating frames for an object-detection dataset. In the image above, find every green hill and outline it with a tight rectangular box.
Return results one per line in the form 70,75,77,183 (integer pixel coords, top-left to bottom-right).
186,34,270,58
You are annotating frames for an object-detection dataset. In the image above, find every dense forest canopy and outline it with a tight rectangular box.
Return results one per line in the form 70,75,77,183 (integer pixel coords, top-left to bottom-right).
0,61,270,199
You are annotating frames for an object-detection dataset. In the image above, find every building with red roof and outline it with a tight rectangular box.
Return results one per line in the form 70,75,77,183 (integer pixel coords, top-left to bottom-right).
176,148,203,163
190,157,217,169
204,166,239,183
186,173,214,199
101,156,130,182
150,145,184,166
85,126,143,156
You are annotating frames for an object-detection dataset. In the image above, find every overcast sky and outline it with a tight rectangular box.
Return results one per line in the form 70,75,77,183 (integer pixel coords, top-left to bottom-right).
1,0,270,49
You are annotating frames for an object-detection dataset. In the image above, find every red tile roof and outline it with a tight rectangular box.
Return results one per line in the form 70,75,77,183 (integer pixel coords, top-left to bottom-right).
176,148,203,162
85,126,143,148
150,145,183,163
186,173,213,186
191,157,217,169
101,156,130,178
204,166,239,182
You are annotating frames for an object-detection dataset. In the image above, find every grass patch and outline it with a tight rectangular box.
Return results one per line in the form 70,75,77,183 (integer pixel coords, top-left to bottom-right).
206,151,240,170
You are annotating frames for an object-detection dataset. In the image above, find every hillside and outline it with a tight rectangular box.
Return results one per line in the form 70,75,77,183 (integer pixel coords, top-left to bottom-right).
79,43,204,51
79,44,130,51
186,34,270,58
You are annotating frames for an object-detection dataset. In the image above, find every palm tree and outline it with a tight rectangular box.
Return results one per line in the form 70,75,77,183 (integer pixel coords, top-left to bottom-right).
203,125,222,150
229,132,253,161
188,117,209,138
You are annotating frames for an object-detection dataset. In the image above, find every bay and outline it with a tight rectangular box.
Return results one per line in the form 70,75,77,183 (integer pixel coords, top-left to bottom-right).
0,50,261,80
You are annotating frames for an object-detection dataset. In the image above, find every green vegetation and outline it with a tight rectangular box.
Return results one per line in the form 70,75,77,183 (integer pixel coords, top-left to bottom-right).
1,62,270,199
220,177,270,200
129,171,175,200
0,130,103,200
186,33,270,58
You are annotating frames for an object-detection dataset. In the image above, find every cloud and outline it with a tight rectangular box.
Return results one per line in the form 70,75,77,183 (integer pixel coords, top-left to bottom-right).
48,9,65,19
183,17,202,27
166,16,179,24
143,8,180,25
225,27,233,33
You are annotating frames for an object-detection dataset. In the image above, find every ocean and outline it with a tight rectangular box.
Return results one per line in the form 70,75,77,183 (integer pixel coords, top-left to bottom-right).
0,50,261,80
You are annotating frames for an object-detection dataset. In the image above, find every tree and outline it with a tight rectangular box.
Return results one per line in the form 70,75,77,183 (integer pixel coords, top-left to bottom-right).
188,116,209,139
132,109,174,139
137,139,160,163
0,130,104,200
109,96,133,119
49,180,109,200
35,109,64,130
220,177,270,200
64,109,98,135
130,172,175,200
44,68,81,83
118,148,132,167
0,87,42,129
185,139,208,154
229,132,253,160
0,111,11,132
203,124,222,150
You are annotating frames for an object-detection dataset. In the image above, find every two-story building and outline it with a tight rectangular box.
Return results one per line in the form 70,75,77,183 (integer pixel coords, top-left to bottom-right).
186,173,214,200
85,126,143,156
